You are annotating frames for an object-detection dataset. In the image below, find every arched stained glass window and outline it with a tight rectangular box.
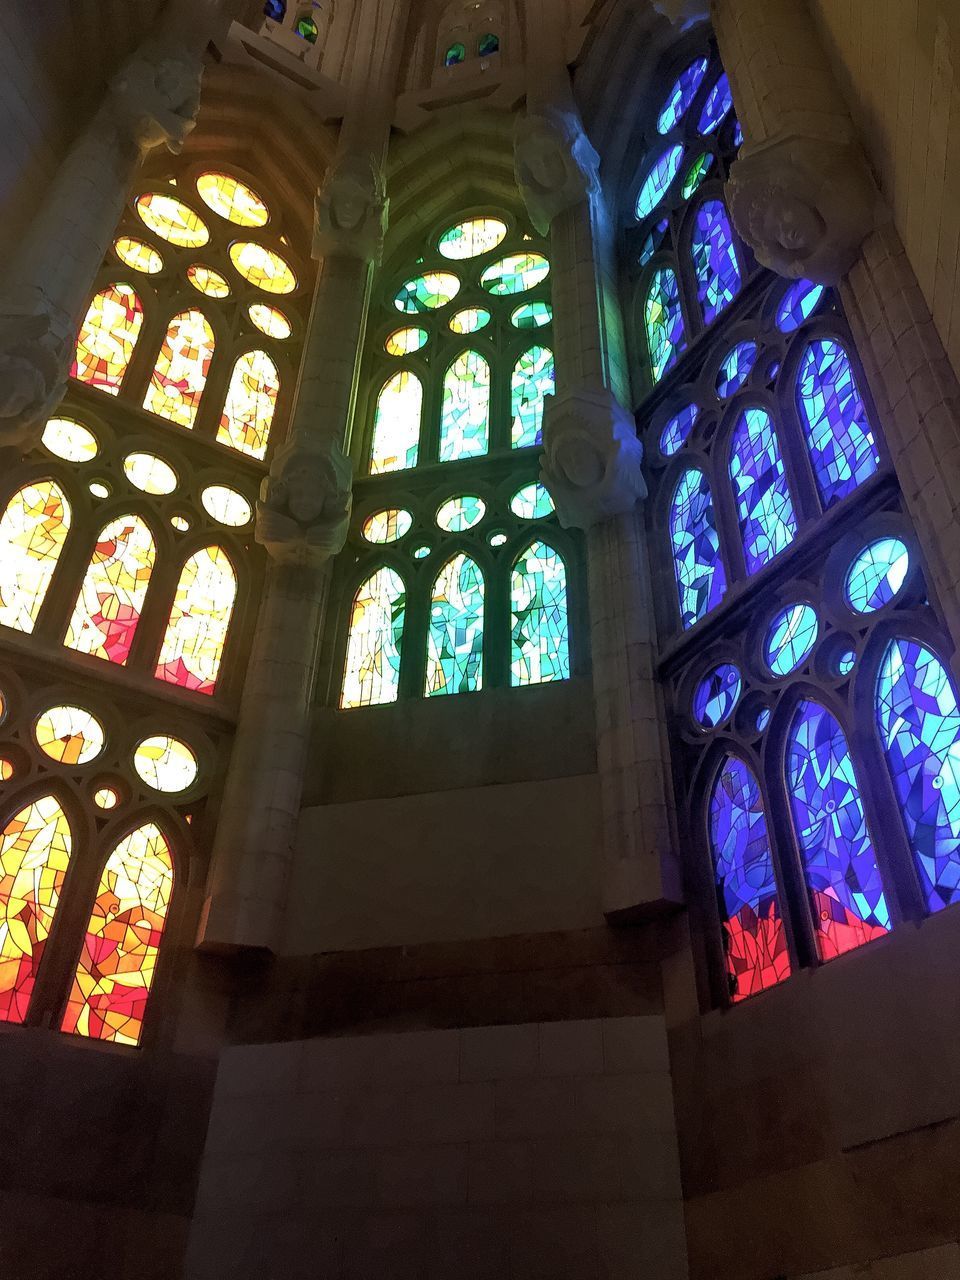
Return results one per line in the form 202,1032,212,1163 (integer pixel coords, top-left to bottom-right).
425,554,484,696
796,339,879,507
340,567,405,708
370,371,422,474
478,32,500,57
511,541,569,686
61,822,174,1047
64,515,156,664
786,700,890,960
216,349,279,459
0,795,73,1024
71,284,144,395
709,755,790,1001
670,469,726,629
691,200,741,326
445,42,466,66
143,309,215,428
155,546,236,695
511,346,555,449
729,407,797,573
440,350,490,461
876,639,960,911
0,481,71,634
645,267,685,384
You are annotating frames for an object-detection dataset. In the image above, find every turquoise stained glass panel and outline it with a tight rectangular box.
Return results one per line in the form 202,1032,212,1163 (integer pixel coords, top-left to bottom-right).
340,567,405,709
425,554,484,695
698,73,733,134
645,267,685,384
511,346,555,448
636,146,684,220
670,468,726,628
765,604,819,676
511,541,569,686
729,407,797,573
440,350,490,461
657,58,709,134
845,538,909,613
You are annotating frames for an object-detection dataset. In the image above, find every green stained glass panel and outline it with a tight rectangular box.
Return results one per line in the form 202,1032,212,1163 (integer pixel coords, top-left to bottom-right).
436,495,486,532
438,218,507,260
340,567,405,708
510,302,553,330
509,483,555,519
394,272,460,313
440,350,490,461
480,253,550,296
425,554,484,696
449,308,491,335
511,345,555,448
681,151,714,198
511,541,569,686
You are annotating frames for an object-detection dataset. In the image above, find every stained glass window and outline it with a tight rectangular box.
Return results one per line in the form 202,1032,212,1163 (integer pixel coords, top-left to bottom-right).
729,407,797,573
436,496,486,532
114,238,163,274
511,303,552,330
787,700,890,961
133,735,198,792
438,218,507,259
645,267,685,384
691,200,741,325
681,152,713,199
697,72,733,134
143,310,215,429
480,254,550,295
511,541,569,686
370,371,422,473
716,341,757,397
61,823,174,1046
709,755,790,1001
511,346,555,448
764,604,818,676
445,42,466,66
248,304,292,339
0,481,71,633
42,418,98,463
670,469,726,628
155,546,236,695
693,663,741,728
187,265,231,298
425,554,484,695
35,705,105,764
660,404,698,456
395,273,460,313
635,145,684,219
72,284,144,395
201,486,253,527
478,32,500,56
0,796,73,1024
845,537,909,613
510,484,555,520
196,172,269,227
385,327,429,356
123,453,178,495
65,515,156,664
217,349,279,458
341,567,405,708
450,308,491,335
229,242,297,294
877,639,960,911
795,339,879,507
362,509,413,544
136,193,209,247
776,280,825,333
657,57,709,133
440,351,490,461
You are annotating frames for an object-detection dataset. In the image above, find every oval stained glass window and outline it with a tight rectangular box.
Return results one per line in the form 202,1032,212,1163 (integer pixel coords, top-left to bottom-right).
776,279,826,333
385,327,428,356
698,72,734,135
765,603,819,676
92,786,120,810
1,758,17,781
438,218,508,259
362,509,413,544
42,418,98,462
693,663,742,729
837,650,856,676
845,538,910,613
756,707,771,731
135,193,208,247
123,452,178,495
436,495,486,532
657,57,709,134
659,405,699,457
248,303,292,339
229,242,297,294
187,265,231,298
510,483,555,520
201,485,252,527
635,145,684,220
716,342,758,397
133,735,198,793
480,254,550,295
681,152,713,199
394,272,460,313
196,172,269,227
114,237,163,274
511,302,553,330
35,705,104,765
449,308,491,334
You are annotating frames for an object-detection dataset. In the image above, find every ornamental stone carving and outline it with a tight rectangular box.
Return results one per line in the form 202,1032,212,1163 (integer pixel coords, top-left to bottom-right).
0,290,68,449
727,134,881,284
514,107,601,235
540,386,646,530
313,152,389,264
257,436,353,566
107,39,203,156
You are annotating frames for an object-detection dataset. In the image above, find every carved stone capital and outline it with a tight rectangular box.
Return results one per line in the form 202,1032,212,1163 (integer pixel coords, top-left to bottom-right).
540,387,646,531
313,152,389,264
256,435,353,566
0,290,68,450
649,0,710,25
107,38,203,156
514,107,600,235
727,134,882,284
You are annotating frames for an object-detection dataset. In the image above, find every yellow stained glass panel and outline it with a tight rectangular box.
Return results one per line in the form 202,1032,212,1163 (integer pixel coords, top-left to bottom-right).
196,172,270,227
65,515,156,664
133,735,198,792
200,485,252,527
0,481,71,633
71,284,144,395
42,418,98,463
114,237,163,274
155,546,236,695
187,265,231,298
123,452,178,495
143,310,215,428
248,304,292,339
135,193,209,247
216,350,279,459
229,242,297,294
35,705,105,765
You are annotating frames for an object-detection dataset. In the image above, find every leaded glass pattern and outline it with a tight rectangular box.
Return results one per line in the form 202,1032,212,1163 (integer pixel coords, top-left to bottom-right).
764,604,819,676
440,351,490,460
697,72,733,134
341,568,405,708
659,405,698,456
155,546,237,694
511,346,555,448
143,310,215,428
691,200,741,325
370,372,422,473
796,339,879,507
72,284,144,395
716,341,757,397
65,515,156,664
635,145,684,220
217,350,280,459
657,58,709,133
645,267,685,384
776,280,825,333
693,663,741,728
729,408,797,573
670,469,726,628
511,542,569,686
845,538,910,613
0,482,71,634
425,554,484,695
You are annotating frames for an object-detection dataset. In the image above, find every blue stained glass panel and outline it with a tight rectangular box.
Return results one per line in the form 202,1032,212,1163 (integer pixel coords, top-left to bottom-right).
645,267,685,384
730,407,797,573
733,119,744,147
877,640,960,911
765,603,819,677
776,280,826,333
638,219,669,267
657,58,709,133
838,650,856,676
425,554,484,695
670,469,727,629
510,541,569,686
263,0,285,18
698,72,734,134
717,341,757,397
636,146,684,220
756,707,771,731
796,339,879,507
787,700,890,960
660,404,699,456
692,200,741,325
845,537,910,613
511,346,555,448
693,663,742,728
681,152,714,199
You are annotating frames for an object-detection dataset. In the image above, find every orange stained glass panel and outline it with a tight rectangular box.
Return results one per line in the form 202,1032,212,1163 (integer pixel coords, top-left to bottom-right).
216,349,279,459
196,172,270,227
143,310,215,428
0,795,73,1024
71,284,144,395
61,822,174,1046
0,481,71,633
155,545,236,694
65,515,156,664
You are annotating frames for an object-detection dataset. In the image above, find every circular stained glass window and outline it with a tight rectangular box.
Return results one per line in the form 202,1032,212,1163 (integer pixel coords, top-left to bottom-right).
635,145,684,220
362,509,413,544
395,272,460,313
489,532,507,547
134,735,198,793
480,254,550,295
438,218,507,260
511,302,553,330
123,452,178,495
196,172,269,227
230,242,297,294
385,327,428,356
659,404,698,457
765,604,819,677
114,237,163,274
436,495,486,532
449,308,491,334
693,663,742,729
201,485,253,527
837,650,856,676
248,303,292,339
93,785,120,810
42,418,98,462
171,515,190,532
136,193,209,247
89,481,110,499
776,279,826,334
35,705,105,765
509,484,555,520
716,341,758,397
413,545,431,560
0,757,14,781
187,264,231,298
845,538,910,613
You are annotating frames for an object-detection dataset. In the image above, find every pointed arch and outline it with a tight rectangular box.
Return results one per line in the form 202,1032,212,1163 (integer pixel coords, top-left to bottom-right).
216,348,280,459
876,639,960,912
71,283,144,395
795,338,880,507
440,349,490,461
669,468,726,629
61,821,174,1046
0,480,71,633
510,540,569,686
155,545,237,695
786,699,890,960
729,407,797,573
708,754,790,1001
691,199,741,326
65,514,156,664
511,345,555,448
0,794,73,1024
142,309,215,428
369,371,422,474
644,267,685,384
425,553,484,695
340,567,406,708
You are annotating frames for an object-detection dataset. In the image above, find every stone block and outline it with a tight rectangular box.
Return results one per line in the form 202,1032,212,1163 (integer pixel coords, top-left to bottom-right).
576,1073,677,1135
467,1139,536,1205
508,1204,600,1279
401,1081,496,1144
597,1200,689,1280
460,1023,539,1081
428,1208,512,1280
375,1143,469,1208
539,1019,605,1076
602,1017,670,1075
493,1076,579,1139
216,1041,301,1098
